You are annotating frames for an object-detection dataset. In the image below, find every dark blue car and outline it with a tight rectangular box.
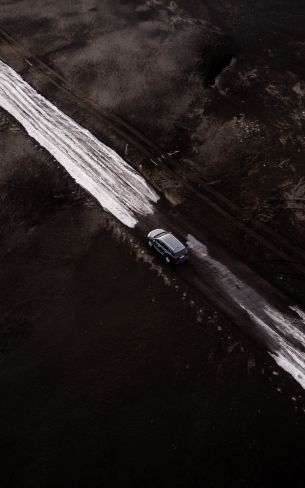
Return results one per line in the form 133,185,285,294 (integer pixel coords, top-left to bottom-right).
147,229,188,264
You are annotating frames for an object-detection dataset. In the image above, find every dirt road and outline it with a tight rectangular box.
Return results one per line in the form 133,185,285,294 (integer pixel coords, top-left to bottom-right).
1,1,305,487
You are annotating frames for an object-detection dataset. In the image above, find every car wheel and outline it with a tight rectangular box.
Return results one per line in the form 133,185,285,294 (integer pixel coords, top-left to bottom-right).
148,240,153,247
165,256,170,263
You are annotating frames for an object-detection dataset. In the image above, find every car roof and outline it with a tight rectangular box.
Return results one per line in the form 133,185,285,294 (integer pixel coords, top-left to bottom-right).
158,233,185,253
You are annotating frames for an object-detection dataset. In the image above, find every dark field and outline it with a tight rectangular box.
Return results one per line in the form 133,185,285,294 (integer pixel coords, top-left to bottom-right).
0,1,305,487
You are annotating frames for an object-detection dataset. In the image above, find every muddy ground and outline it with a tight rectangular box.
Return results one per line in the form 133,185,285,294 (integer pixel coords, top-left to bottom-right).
1,112,304,487
1,1,305,487
2,0,305,245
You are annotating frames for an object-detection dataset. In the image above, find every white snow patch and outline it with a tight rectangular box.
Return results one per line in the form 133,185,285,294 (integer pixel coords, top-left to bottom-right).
293,82,305,97
241,305,305,390
0,60,159,227
290,305,305,324
187,234,305,390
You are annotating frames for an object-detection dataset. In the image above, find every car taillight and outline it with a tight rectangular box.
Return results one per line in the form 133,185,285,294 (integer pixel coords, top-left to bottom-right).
172,255,180,261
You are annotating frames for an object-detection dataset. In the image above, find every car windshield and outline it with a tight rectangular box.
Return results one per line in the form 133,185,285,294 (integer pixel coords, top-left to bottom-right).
159,233,185,253
155,231,168,238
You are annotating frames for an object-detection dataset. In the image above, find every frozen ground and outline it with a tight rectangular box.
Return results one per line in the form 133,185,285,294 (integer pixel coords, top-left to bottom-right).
0,1,305,487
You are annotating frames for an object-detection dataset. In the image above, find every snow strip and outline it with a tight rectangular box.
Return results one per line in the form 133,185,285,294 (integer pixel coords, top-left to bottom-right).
290,305,305,325
187,234,305,390
0,60,159,227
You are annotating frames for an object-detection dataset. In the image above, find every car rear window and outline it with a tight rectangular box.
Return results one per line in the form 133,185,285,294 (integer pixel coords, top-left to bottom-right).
159,234,184,253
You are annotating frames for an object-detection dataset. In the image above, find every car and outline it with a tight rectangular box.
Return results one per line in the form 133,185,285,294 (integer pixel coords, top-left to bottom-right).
147,229,189,264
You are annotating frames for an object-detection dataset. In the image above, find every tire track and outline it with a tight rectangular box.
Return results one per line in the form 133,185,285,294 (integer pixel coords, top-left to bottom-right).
1,27,305,268
1,26,305,283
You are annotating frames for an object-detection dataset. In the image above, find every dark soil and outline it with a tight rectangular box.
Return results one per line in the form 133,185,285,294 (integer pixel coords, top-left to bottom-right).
0,128,304,486
0,1,305,487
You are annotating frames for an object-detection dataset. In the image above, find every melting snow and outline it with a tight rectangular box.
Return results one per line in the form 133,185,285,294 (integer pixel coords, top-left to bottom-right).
0,60,159,227
187,234,305,390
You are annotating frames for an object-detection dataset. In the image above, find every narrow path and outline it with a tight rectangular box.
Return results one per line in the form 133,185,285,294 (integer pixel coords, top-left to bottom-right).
1,59,305,393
